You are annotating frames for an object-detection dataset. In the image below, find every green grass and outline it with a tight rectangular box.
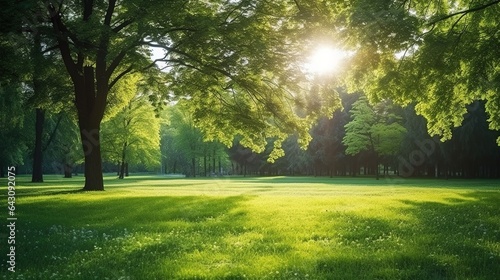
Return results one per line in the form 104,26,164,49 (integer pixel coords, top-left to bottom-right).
1,175,499,279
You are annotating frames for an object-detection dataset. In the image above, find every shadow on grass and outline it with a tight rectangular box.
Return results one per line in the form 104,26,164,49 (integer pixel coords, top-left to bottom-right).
315,190,500,279
5,195,250,279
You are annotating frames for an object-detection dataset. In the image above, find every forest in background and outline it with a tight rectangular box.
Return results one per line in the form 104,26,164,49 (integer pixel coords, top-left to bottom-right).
9,90,500,179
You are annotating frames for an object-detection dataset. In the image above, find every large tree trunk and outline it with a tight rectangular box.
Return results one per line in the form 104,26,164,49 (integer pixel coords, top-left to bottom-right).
31,30,45,183
80,122,104,190
32,108,45,182
77,66,105,191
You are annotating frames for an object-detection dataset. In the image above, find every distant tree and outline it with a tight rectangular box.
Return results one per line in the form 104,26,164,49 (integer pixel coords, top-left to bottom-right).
343,97,406,179
443,101,500,178
101,93,161,179
0,82,28,177
0,31,29,177
161,101,231,177
308,91,357,176
228,140,263,176
44,112,83,178
273,134,312,176
27,44,73,182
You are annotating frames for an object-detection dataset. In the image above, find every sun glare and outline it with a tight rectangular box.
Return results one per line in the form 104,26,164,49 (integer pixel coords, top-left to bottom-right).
305,46,349,76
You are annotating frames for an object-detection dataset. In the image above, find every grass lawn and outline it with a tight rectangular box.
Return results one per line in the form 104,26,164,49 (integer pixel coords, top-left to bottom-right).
1,175,499,279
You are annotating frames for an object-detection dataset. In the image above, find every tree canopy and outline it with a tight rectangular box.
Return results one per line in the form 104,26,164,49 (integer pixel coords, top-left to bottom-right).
35,0,339,190
327,0,500,143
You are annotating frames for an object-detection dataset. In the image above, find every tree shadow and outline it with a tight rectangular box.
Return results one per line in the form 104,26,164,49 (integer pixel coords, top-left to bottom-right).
11,195,250,279
313,190,500,279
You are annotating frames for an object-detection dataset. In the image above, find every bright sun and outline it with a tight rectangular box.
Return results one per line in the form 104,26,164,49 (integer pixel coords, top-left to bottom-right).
305,46,348,75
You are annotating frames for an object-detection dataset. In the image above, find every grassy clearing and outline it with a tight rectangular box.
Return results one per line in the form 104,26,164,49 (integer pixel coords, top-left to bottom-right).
1,175,499,279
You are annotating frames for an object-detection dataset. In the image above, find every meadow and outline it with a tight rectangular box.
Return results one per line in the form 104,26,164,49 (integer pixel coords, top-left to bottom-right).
0,175,499,279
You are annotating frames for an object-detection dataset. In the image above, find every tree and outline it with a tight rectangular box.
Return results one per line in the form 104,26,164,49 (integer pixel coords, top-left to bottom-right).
307,91,357,176
101,93,160,179
42,0,337,190
28,41,73,182
43,111,84,178
0,0,74,182
0,31,29,177
0,82,28,177
161,101,231,177
343,96,406,179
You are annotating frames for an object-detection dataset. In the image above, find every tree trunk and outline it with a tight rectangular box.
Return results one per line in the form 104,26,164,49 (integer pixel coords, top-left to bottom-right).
119,141,127,179
119,161,125,179
75,66,106,191
64,163,72,178
125,163,129,177
32,108,45,182
191,157,196,177
80,123,104,190
31,30,45,183
203,155,207,177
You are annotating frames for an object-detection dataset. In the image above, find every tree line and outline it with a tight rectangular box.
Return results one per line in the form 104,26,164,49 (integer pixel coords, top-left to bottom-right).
159,90,500,179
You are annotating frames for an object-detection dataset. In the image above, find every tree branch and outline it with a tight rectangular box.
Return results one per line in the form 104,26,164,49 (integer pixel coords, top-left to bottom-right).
428,0,500,25
83,0,94,21
112,19,134,33
109,66,134,91
106,49,128,78
104,0,116,26
47,3,78,79
42,113,64,152
144,41,236,79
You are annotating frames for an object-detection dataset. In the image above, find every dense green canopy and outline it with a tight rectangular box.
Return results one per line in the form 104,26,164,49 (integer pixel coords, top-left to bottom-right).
309,0,500,143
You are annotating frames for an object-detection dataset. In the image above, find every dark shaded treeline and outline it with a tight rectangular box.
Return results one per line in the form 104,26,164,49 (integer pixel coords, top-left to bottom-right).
228,94,500,179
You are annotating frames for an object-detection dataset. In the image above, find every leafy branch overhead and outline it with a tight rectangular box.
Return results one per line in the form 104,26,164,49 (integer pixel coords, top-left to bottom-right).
329,0,500,143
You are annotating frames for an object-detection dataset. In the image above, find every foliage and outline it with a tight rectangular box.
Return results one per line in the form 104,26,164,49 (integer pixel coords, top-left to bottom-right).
101,92,161,172
146,0,341,160
161,102,229,176
343,97,406,157
28,111,77,177
324,0,500,143
0,33,30,170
